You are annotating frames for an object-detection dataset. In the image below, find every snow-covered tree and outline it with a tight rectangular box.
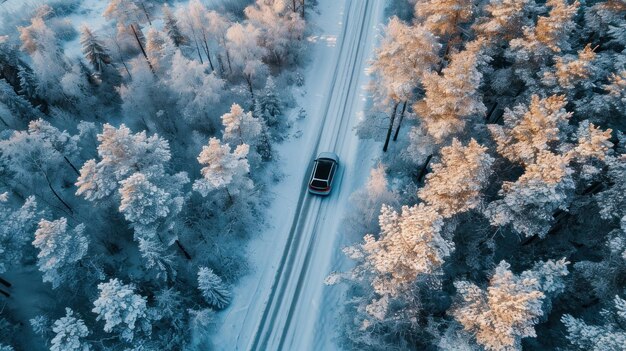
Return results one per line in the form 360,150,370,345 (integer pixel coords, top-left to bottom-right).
568,120,613,162
254,77,282,127
562,295,626,351
486,151,575,238
197,267,231,309
413,39,487,142
80,26,112,75
418,139,494,218
226,23,268,97
18,12,69,103
162,4,187,48
193,137,253,197
118,172,185,228
595,155,626,221
507,0,580,85
604,70,626,113
360,203,450,297
0,195,41,274
542,44,597,91
453,260,569,351
75,124,171,201
206,10,232,74
33,218,88,289
104,0,149,27
145,28,176,74
488,95,572,166
92,278,149,342
244,0,306,64
473,0,533,43
221,103,263,164
371,18,440,107
414,0,473,38
347,164,399,235
167,51,224,125
176,0,215,68
50,308,91,351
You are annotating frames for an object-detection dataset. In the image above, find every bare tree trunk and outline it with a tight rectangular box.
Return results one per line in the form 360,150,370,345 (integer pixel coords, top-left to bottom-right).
0,289,9,298
225,49,233,74
64,156,80,176
130,24,154,73
0,276,11,288
417,154,433,182
245,74,254,100
301,0,305,18
392,100,407,142
201,32,215,72
42,170,73,214
292,0,297,12
140,2,152,25
175,239,192,260
383,102,399,152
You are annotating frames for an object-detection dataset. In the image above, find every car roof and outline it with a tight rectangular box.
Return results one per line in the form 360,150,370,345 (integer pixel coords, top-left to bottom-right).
317,152,339,162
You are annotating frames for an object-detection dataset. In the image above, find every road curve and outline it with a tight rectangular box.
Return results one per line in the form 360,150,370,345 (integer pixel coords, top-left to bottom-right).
247,1,382,350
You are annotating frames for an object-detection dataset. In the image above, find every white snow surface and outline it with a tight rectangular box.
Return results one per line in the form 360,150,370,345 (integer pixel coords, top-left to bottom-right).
212,0,386,350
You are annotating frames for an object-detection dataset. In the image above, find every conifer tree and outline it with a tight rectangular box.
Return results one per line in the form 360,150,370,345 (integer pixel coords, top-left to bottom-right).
162,4,188,47
418,139,494,218
193,138,253,198
50,308,91,351
33,218,88,289
80,26,112,75
197,267,231,309
92,278,149,342
562,295,626,350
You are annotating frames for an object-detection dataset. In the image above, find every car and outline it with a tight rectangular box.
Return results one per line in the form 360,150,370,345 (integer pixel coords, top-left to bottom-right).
308,152,339,195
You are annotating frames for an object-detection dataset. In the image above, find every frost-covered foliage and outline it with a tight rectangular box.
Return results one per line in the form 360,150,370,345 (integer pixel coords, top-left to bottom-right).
418,139,494,218
413,39,488,142
452,260,569,351
193,137,253,197
33,218,88,288
197,267,231,309
92,278,149,342
0,0,312,348
339,0,625,349
562,295,626,351
50,308,91,351
0,194,41,273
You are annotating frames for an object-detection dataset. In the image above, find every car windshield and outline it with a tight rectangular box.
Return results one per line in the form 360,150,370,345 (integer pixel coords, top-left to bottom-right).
310,179,328,189
314,159,333,179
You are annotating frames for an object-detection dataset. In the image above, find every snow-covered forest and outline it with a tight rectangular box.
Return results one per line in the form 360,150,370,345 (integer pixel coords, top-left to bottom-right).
331,0,626,350
0,0,310,349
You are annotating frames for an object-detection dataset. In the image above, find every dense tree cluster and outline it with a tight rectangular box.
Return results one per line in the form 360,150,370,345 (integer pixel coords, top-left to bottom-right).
339,0,626,350
0,0,309,349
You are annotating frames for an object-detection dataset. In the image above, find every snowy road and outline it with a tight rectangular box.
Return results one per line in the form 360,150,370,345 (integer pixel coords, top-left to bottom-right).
213,1,385,350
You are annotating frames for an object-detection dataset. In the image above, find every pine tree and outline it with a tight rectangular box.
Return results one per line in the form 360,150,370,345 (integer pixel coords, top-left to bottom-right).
76,124,172,201
197,267,231,309
80,26,112,74
473,0,533,43
413,39,488,142
562,295,626,350
254,77,282,127
193,138,253,197
162,4,188,47
453,260,569,351
360,203,450,297
414,0,474,38
542,44,597,90
50,308,91,351
33,218,88,289
92,278,149,342
486,151,575,238
488,95,572,166
222,103,263,152
0,195,41,274
418,139,494,218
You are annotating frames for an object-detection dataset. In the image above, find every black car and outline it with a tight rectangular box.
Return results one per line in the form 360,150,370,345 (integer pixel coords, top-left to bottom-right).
308,152,339,195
